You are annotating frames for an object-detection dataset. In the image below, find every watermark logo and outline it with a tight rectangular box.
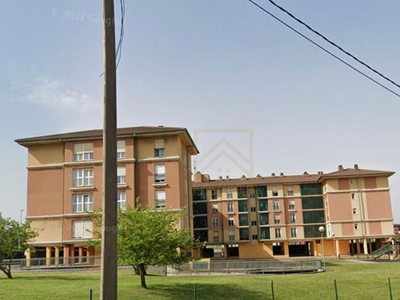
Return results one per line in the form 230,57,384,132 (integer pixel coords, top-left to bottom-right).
193,129,254,178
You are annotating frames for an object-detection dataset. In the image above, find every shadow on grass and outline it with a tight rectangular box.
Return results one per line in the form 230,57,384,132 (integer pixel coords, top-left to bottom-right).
117,282,267,300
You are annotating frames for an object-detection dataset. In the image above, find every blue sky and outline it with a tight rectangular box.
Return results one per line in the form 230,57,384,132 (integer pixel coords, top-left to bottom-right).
1,1,399,221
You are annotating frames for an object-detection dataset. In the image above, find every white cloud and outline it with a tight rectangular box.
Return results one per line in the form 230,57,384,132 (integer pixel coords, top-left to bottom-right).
25,78,100,112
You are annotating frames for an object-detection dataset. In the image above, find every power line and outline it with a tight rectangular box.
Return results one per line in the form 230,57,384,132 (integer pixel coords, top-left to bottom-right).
116,0,125,69
267,0,400,90
247,0,400,98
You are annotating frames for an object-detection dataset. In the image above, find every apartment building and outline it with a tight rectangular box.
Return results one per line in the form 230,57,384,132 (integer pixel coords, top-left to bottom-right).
15,126,198,266
192,165,395,259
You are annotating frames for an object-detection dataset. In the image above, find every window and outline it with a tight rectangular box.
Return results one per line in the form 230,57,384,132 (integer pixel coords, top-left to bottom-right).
252,235,258,240
273,201,280,211
72,220,92,239
193,189,207,201
239,215,248,226
213,231,219,242
73,169,93,187
193,202,207,214
257,186,267,198
154,164,165,183
259,199,268,211
272,186,278,197
155,190,166,209
251,220,257,226
117,192,126,210
212,204,218,214
260,214,269,225
72,194,93,212
154,139,165,157
250,207,256,212
353,208,357,215
290,228,297,238
212,218,219,228
260,227,270,239
227,190,233,199
194,217,207,229
249,193,255,199
239,228,249,240
211,189,218,200
237,187,247,198
350,179,354,185
287,186,294,196
351,193,356,200
117,166,126,184
227,203,234,213
117,140,126,159
354,224,359,230
288,201,295,210
229,230,235,241
73,143,93,161
289,214,296,224
274,228,281,238
228,218,234,226
274,215,281,224
238,200,248,212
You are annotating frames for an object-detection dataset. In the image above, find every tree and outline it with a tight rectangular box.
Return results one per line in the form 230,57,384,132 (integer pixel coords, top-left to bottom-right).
0,215,38,279
91,202,199,288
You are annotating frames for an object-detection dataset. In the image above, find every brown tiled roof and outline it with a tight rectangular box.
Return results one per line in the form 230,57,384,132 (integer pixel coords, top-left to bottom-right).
192,174,321,188
15,126,199,153
319,168,394,179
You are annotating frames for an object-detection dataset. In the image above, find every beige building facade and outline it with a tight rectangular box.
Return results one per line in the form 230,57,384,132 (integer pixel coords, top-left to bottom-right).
192,165,395,259
16,126,198,266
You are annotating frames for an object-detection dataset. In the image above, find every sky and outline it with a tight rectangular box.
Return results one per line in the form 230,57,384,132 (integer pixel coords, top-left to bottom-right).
1,1,399,222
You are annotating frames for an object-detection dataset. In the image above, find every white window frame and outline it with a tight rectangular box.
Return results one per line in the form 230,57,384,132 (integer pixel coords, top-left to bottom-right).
117,166,126,185
154,164,166,183
228,230,235,241
117,191,126,210
117,140,126,159
288,201,295,210
227,203,234,213
212,218,219,228
73,143,93,161
289,213,296,224
212,204,218,214
73,169,93,187
273,201,280,211
251,220,257,226
290,228,297,238
272,186,278,197
155,190,166,209
72,194,93,212
351,193,356,200
154,139,165,157
275,228,281,238
227,190,233,199
287,186,294,196
72,220,92,239
228,218,234,226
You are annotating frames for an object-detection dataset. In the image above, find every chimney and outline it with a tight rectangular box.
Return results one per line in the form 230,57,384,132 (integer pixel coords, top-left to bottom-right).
194,172,202,183
303,171,309,176
219,176,223,180
241,175,246,180
354,164,359,170
338,165,344,171
226,175,229,180
256,174,262,178
271,173,275,177
280,172,284,177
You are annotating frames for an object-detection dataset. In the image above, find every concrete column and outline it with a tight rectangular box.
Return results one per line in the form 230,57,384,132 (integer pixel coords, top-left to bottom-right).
63,245,70,265
283,242,289,256
25,249,31,268
78,246,83,263
335,239,340,258
54,246,60,265
46,246,52,266
356,240,361,255
363,238,368,255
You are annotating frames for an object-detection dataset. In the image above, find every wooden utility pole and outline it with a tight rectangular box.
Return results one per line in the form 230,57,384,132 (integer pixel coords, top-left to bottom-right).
101,0,118,299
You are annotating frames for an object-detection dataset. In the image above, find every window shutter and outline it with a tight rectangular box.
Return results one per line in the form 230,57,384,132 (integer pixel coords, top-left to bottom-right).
154,139,164,148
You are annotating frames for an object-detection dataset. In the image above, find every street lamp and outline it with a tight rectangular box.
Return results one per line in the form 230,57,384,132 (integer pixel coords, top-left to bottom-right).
332,233,336,258
319,226,326,270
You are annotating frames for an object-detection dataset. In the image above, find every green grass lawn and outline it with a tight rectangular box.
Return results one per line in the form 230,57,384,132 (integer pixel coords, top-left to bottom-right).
1,259,400,299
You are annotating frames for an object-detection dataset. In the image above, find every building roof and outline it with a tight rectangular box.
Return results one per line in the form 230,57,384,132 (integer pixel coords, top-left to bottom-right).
15,126,199,154
319,167,394,180
192,173,322,188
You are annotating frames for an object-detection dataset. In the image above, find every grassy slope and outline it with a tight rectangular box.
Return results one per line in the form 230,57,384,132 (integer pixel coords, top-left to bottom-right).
1,260,399,300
